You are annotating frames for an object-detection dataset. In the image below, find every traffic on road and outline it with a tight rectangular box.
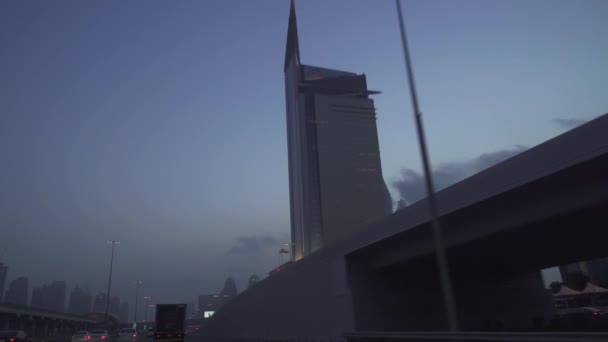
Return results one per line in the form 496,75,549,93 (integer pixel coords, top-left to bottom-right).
0,331,32,342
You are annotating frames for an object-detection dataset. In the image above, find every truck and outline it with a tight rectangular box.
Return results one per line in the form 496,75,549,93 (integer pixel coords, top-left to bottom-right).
154,304,187,342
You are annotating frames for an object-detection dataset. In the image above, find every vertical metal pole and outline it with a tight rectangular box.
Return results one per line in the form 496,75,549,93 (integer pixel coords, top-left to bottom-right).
105,241,117,321
395,0,459,331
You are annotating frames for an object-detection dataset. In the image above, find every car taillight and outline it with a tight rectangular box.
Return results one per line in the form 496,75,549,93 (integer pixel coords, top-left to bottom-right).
87,336,91,340
9,338,15,342
101,336,106,339
132,334,137,338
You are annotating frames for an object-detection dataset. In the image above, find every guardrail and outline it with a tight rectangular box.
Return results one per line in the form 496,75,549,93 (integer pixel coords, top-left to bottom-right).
0,303,96,323
344,331,608,342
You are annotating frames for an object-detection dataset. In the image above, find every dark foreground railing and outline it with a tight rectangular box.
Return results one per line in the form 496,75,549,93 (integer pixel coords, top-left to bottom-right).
344,331,608,342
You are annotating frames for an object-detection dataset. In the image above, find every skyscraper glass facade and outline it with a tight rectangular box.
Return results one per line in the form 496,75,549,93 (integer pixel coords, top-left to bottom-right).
284,2,392,260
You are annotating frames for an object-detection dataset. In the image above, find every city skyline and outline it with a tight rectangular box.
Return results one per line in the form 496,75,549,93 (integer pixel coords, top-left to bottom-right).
0,264,225,322
1,0,606,311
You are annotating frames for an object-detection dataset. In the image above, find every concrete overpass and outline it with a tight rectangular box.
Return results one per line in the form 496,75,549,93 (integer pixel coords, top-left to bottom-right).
0,303,96,337
204,113,608,340
347,113,608,332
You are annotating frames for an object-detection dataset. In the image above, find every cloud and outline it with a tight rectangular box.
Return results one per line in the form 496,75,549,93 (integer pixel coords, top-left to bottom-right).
227,234,279,256
392,146,527,205
553,118,586,129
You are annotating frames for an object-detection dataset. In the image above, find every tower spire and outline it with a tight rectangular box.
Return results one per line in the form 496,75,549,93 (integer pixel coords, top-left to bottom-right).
284,0,300,71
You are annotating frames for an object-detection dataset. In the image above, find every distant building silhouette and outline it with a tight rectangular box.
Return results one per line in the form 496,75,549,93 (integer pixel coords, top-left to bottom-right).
4,277,28,306
119,301,129,323
48,281,67,312
109,296,120,316
220,277,237,297
197,277,239,318
198,294,222,318
284,1,392,260
183,301,196,319
68,287,92,315
31,281,66,312
30,285,47,309
248,274,260,288
0,263,7,303
92,292,106,313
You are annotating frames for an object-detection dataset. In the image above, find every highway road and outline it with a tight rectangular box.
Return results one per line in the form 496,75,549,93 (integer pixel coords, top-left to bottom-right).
184,334,218,342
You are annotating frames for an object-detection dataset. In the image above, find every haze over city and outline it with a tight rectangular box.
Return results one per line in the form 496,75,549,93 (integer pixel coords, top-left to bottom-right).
1,0,607,322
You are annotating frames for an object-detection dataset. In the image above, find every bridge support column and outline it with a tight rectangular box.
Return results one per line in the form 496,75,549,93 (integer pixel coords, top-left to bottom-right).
26,318,36,337
49,320,58,337
9,317,18,330
41,319,49,338
18,316,26,330
31,318,40,337
0,316,9,330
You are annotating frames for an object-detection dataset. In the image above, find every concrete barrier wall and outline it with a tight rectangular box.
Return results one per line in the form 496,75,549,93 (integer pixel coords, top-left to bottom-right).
204,249,352,341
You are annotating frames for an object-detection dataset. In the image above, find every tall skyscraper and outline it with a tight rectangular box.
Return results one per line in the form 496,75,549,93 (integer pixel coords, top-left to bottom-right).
68,287,92,315
31,281,67,311
119,302,129,323
109,296,120,316
0,263,7,303
92,292,107,313
48,281,67,312
4,277,28,306
30,285,47,309
284,1,392,260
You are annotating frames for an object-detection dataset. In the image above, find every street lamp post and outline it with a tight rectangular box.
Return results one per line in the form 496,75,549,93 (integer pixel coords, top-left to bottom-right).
104,240,120,321
133,281,142,327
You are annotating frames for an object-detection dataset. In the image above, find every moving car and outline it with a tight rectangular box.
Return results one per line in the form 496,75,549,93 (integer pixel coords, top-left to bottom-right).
72,331,91,342
89,330,110,341
557,306,608,317
118,329,138,341
0,331,31,342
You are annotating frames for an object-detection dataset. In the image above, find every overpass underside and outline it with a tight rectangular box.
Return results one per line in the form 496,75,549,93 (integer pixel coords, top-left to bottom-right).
348,152,608,332
0,314,93,338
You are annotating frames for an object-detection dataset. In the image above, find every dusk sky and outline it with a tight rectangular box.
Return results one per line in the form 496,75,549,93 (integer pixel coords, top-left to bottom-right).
1,0,607,318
